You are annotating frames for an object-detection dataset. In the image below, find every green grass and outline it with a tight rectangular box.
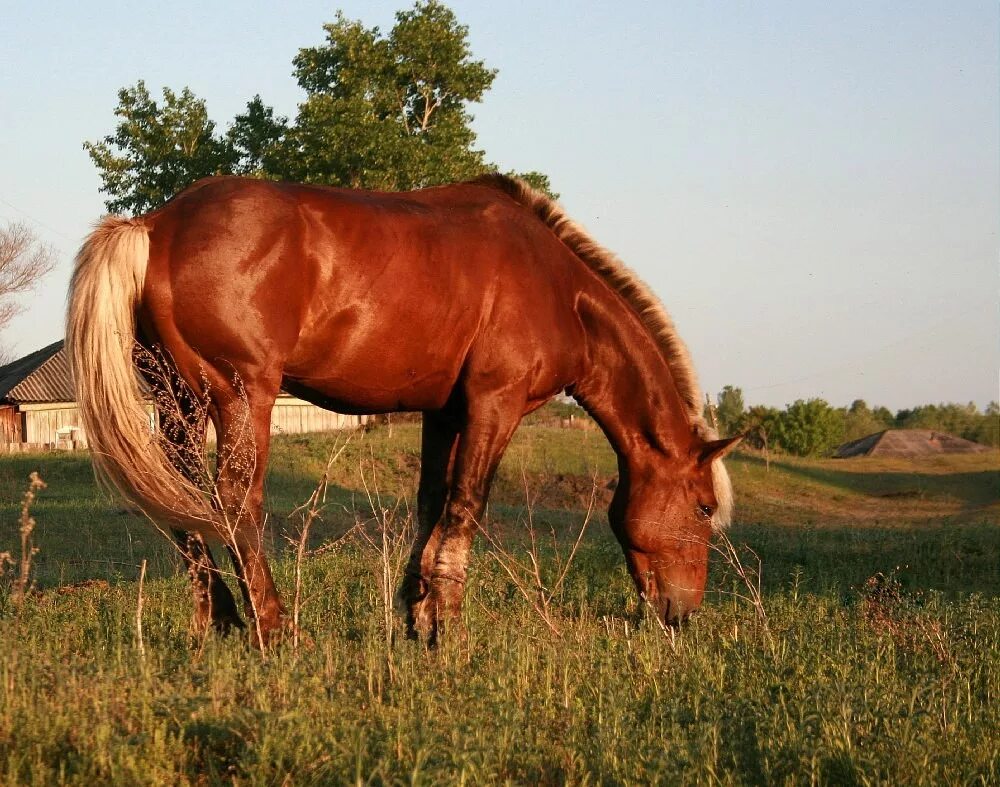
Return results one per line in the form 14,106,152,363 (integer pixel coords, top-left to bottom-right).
1,424,998,784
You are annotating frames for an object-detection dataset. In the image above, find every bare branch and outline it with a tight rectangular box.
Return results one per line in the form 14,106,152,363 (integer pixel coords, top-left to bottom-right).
0,221,56,332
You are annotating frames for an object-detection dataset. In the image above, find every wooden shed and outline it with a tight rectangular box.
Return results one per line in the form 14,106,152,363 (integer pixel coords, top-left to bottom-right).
0,341,366,452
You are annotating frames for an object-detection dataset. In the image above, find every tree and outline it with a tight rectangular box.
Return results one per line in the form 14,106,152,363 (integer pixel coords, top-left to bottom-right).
259,1,497,189
511,170,556,198
227,96,289,178
714,385,746,436
0,223,56,360
980,402,1000,446
842,399,887,442
88,2,551,212
772,398,845,457
871,405,894,428
894,401,999,446
84,82,236,214
743,404,782,470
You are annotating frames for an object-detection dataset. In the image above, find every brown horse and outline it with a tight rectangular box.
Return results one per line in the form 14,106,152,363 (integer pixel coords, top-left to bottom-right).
67,174,740,646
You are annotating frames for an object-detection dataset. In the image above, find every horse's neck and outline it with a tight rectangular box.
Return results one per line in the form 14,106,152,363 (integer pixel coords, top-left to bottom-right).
572,294,693,462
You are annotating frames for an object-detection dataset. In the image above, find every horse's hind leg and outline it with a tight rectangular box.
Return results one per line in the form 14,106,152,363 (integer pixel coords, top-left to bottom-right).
148,371,244,634
211,389,286,647
172,530,244,635
400,410,460,639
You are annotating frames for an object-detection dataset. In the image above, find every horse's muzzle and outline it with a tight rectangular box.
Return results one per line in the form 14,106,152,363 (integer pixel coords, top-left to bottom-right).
657,591,701,627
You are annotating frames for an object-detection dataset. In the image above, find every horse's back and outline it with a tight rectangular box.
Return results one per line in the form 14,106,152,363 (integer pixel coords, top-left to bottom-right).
140,177,587,413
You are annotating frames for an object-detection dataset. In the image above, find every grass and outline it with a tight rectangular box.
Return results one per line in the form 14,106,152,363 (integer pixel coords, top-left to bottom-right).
1,423,998,784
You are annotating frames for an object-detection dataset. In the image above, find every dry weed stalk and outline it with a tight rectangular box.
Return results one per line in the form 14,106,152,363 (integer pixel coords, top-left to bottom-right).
637,585,682,652
709,529,771,641
136,558,147,658
476,467,598,638
133,344,381,653
5,472,47,608
284,434,356,651
189,374,270,650
356,452,412,680
645,526,771,647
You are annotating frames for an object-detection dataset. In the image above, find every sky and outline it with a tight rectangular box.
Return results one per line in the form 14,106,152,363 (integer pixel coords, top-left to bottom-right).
1,1,997,412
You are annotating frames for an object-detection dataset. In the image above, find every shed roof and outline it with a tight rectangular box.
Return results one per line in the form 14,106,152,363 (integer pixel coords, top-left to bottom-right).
0,340,72,404
1,341,301,405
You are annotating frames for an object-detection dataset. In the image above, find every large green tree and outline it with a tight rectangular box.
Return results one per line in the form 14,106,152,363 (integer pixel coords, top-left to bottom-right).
84,82,235,214
86,1,551,213
277,2,494,188
227,96,288,179
771,398,845,457
842,399,889,442
714,385,746,436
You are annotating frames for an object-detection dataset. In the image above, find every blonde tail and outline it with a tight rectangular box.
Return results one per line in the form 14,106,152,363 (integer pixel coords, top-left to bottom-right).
67,217,211,530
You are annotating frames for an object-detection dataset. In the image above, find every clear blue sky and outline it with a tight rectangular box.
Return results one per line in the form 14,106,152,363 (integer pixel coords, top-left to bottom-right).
2,1,997,412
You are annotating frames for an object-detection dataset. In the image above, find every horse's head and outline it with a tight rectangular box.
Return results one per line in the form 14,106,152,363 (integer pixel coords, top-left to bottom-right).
609,432,741,626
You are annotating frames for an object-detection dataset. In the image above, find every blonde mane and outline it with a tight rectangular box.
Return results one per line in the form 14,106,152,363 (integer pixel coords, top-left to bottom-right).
475,175,708,427
474,174,733,528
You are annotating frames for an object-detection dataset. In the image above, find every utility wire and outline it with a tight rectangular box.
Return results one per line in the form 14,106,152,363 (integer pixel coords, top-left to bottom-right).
0,195,76,244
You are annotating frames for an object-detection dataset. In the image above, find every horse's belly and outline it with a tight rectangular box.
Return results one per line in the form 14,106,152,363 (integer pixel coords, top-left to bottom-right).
282,367,458,414
283,318,473,414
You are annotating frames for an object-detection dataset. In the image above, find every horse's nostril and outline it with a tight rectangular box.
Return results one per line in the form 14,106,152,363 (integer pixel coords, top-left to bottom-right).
661,597,685,628
661,594,701,627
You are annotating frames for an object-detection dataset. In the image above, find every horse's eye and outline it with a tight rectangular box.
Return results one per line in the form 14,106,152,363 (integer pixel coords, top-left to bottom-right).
697,504,714,520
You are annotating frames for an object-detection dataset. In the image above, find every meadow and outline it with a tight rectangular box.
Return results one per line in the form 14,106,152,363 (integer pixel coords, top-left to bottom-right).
1,420,998,785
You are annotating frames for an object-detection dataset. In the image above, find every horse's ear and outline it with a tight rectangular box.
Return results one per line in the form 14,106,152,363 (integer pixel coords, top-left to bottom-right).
696,435,743,466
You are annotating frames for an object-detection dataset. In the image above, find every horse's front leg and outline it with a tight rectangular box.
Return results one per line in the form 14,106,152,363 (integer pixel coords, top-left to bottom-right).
400,410,460,639
426,390,524,646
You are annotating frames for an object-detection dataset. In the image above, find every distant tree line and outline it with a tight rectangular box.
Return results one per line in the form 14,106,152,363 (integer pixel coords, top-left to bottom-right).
709,385,999,457
85,0,552,215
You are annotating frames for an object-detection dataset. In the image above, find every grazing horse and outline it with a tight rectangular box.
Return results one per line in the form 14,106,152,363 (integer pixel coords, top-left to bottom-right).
67,175,740,646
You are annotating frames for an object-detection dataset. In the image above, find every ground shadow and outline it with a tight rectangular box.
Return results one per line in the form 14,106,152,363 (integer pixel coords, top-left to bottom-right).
716,520,1000,599
736,452,1000,508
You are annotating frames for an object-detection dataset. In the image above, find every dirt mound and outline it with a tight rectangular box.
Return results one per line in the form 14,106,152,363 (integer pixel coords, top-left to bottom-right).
836,429,991,458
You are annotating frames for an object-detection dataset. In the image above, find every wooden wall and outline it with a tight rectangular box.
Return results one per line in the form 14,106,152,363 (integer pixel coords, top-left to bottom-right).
205,400,366,442
5,398,367,449
0,406,22,443
270,400,367,435
22,405,84,445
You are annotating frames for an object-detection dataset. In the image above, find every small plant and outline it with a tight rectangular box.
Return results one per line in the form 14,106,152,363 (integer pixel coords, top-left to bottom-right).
3,471,46,608
285,433,356,651
133,344,271,650
710,528,771,642
477,467,597,638
356,451,412,680
135,558,147,658
861,569,954,666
